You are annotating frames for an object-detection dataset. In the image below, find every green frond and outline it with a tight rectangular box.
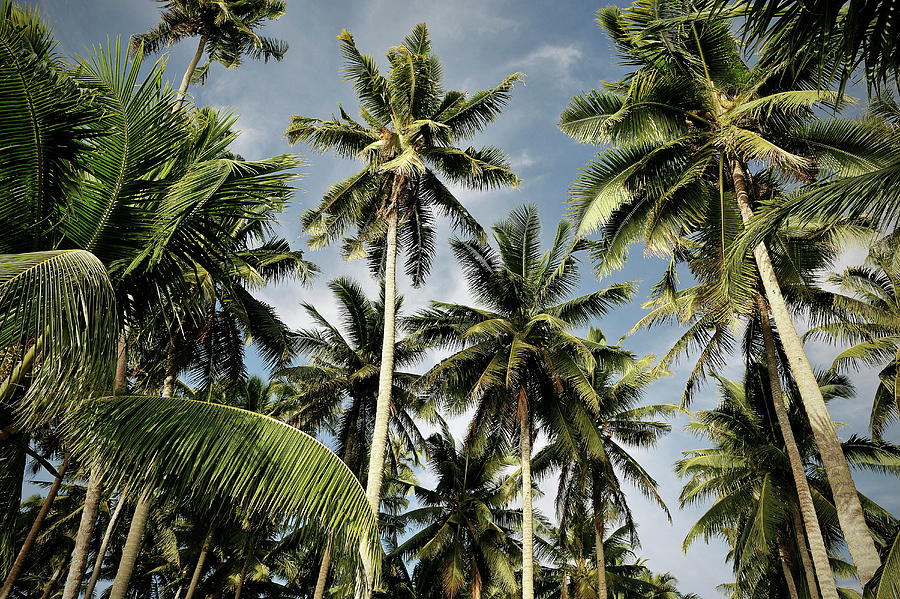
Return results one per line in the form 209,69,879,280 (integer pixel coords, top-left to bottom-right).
67,395,381,577
0,250,116,425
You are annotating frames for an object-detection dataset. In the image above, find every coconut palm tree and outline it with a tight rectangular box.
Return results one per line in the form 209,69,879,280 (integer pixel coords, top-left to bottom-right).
543,514,652,599
1,7,377,597
285,24,520,595
280,277,433,597
132,0,288,103
536,331,673,599
392,429,520,599
804,231,900,440
677,364,900,597
628,180,863,599
408,205,634,599
558,0,890,582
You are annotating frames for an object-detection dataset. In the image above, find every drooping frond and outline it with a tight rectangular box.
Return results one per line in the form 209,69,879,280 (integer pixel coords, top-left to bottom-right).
68,395,381,577
0,250,117,425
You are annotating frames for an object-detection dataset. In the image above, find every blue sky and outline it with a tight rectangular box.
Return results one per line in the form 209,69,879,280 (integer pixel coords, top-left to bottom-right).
33,1,899,596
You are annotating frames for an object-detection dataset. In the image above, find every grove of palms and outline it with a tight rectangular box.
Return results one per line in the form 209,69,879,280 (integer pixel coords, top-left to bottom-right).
2,1,900,599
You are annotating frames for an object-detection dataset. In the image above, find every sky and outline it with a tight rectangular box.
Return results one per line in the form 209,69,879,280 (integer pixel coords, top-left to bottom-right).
31,1,899,597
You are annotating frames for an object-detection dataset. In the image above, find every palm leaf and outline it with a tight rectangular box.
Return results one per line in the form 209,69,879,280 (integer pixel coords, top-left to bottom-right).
67,395,381,577
0,250,116,425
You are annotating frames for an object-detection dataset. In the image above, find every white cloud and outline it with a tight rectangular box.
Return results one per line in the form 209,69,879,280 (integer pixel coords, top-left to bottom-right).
513,43,584,85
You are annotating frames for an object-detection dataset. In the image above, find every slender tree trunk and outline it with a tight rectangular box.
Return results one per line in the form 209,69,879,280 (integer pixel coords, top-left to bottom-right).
312,536,332,599
757,296,837,599
62,329,128,599
108,491,152,599
520,387,535,599
0,453,70,598
779,542,801,599
177,36,206,106
83,486,129,599
591,481,607,599
40,555,69,599
791,501,822,599
561,571,568,599
108,340,175,598
731,158,881,584
358,176,404,598
62,466,103,599
184,522,214,599
234,548,252,599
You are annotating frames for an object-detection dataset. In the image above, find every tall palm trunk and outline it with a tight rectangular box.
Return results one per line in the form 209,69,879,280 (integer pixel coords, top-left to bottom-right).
108,491,152,599
62,329,128,599
791,502,822,599
234,541,253,599
184,523,215,599
561,571,569,599
61,468,103,599
731,158,881,584
313,536,332,599
40,554,69,599
109,340,176,598
779,541,801,599
359,175,404,598
83,486,129,599
591,477,607,599
757,297,837,599
520,387,535,599
0,454,70,598
177,35,206,106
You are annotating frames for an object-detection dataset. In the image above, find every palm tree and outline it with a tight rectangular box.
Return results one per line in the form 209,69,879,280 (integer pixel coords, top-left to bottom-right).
638,571,700,599
393,429,520,599
558,0,888,582
542,515,649,599
536,331,673,599
677,364,900,597
132,0,288,102
409,205,634,599
285,24,521,594
1,8,377,597
804,231,900,440
280,277,432,597
628,185,859,599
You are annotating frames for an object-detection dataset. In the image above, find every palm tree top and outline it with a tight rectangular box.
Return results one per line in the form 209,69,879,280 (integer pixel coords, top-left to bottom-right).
285,23,522,286
132,0,288,71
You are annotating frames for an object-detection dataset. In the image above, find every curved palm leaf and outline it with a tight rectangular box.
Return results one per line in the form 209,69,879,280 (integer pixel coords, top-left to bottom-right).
0,250,116,424
66,395,381,578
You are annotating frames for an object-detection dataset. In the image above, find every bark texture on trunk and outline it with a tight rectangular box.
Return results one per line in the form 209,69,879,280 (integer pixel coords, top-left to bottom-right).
731,158,880,584
108,491,152,599
177,36,206,106
791,502,822,599
61,467,103,599
0,454,69,599
591,485,607,599
779,542,801,599
184,523,215,599
520,387,534,599
83,486,129,599
312,536,332,599
757,297,837,599
358,180,403,598
560,571,569,599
